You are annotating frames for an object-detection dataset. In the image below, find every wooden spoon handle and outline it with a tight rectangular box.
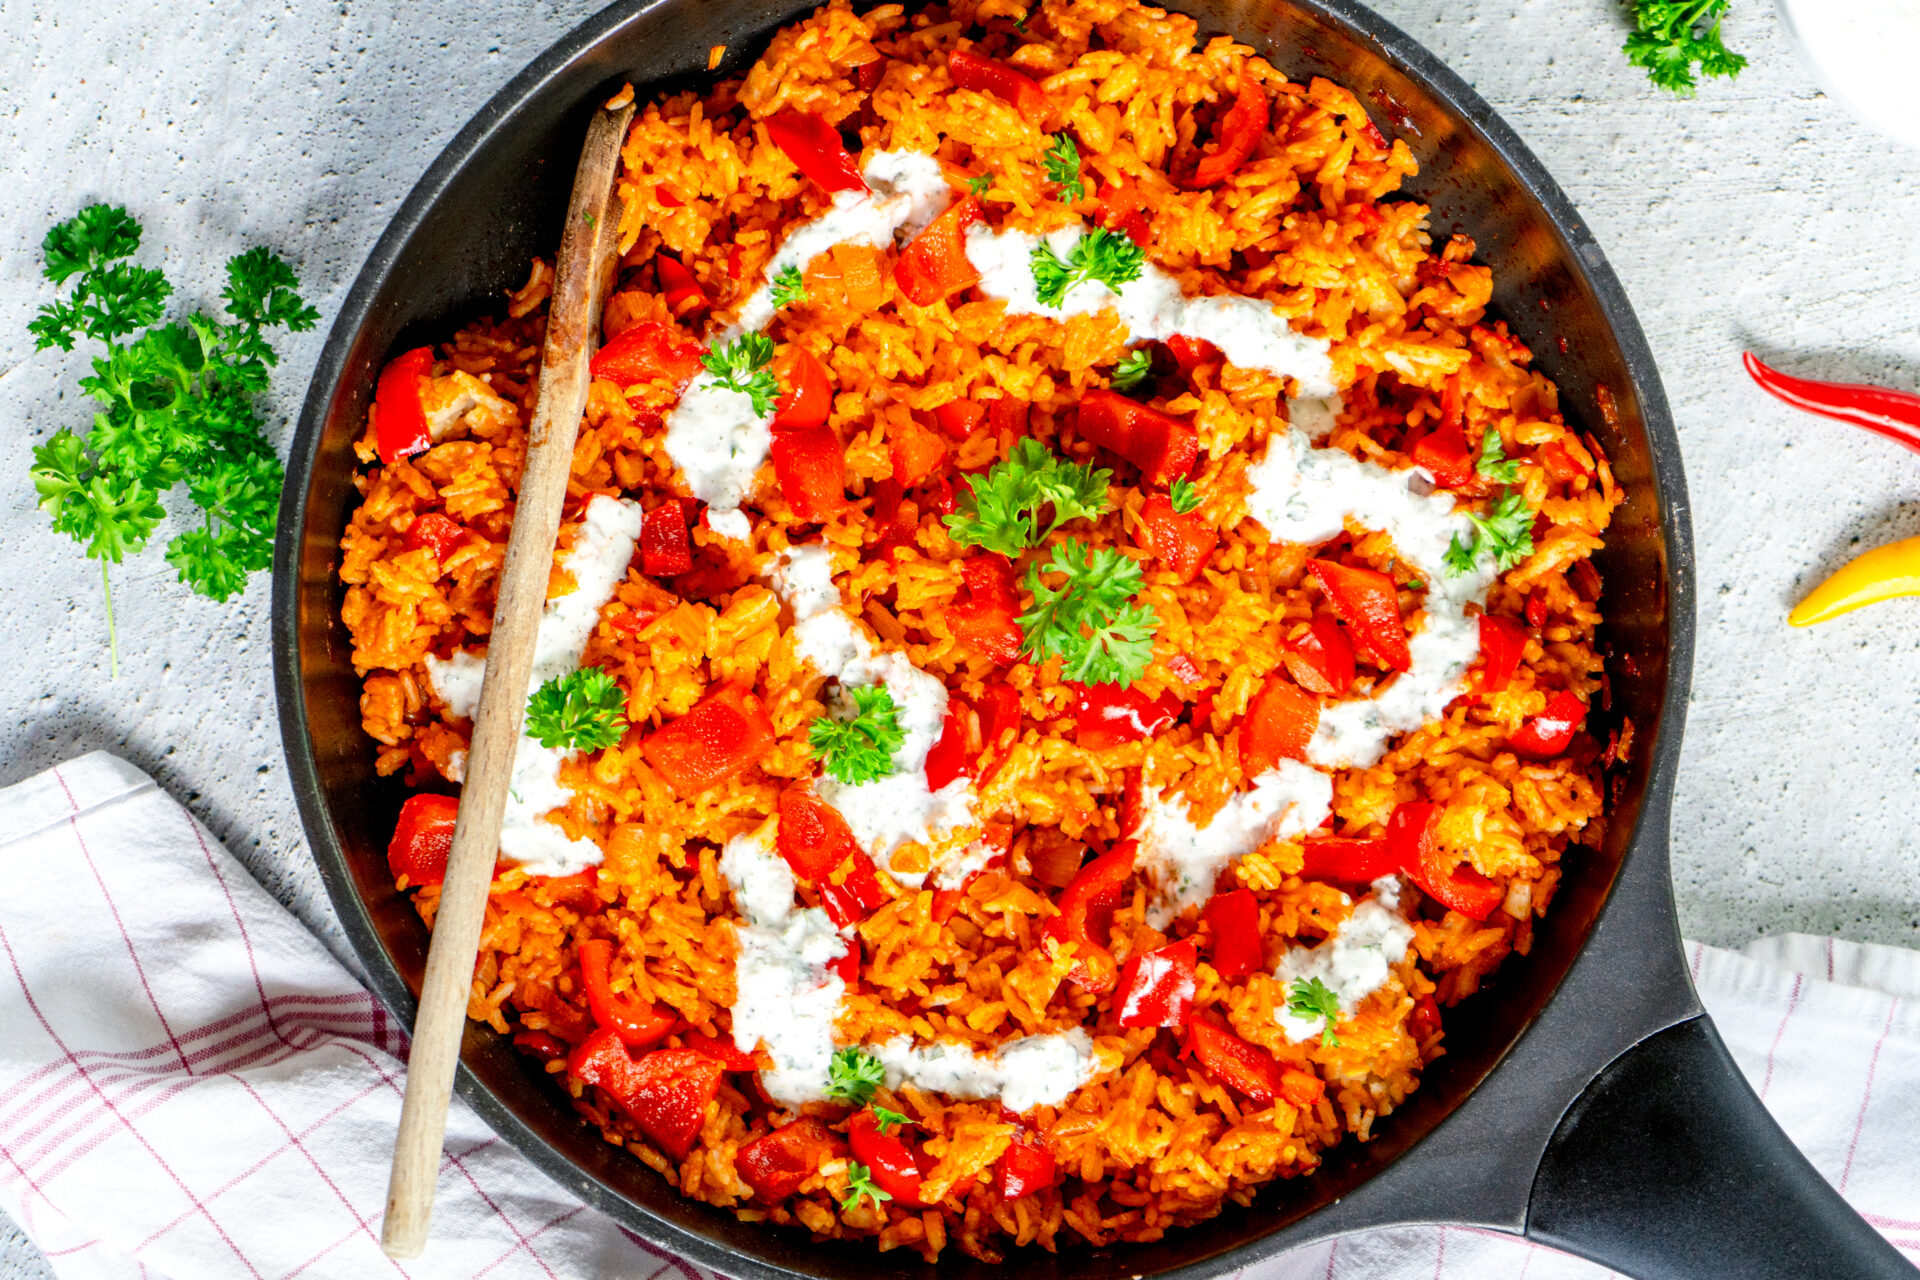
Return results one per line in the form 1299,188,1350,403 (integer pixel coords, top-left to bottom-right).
380,93,634,1261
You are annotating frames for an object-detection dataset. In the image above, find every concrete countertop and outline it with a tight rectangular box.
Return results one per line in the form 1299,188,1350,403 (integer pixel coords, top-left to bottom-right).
4,0,1917,1274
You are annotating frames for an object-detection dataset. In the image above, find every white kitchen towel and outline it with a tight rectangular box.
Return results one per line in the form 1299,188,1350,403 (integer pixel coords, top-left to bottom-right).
0,752,1914,1280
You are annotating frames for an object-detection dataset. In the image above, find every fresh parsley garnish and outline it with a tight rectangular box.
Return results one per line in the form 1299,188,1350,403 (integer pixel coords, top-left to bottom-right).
1030,227,1146,309
1042,133,1085,203
524,666,629,751
770,264,808,308
700,332,779,416
1109,349,1152,392
1169,478,1202,515
1018,540,1159,686
1443,488,1536,576
944,438,1110,556
1475,427,1520,484
809,684,906,784
825,1046,887,1106
28,205,317,674
1623,0,1745,96
869,1106,909,1134
841,1160,893,1211
1287,976,1342,1047
966,174,993,197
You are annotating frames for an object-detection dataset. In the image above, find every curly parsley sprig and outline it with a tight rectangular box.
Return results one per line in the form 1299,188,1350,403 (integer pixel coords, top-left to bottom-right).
1042,132,1085,202
1018,540,1159,686
1030,227,1146,309
825,1046,887,1106
1286,976,1342,1047
28,205,317,674
944,438,1110,556
770,264,808,309
525,667,629,751
701,332,779,416
1475,427,1521,484
809,684,906,785
842,1160,893,1211
1108,349,1152,393
1443,488,1536,576
1622,0,1745,95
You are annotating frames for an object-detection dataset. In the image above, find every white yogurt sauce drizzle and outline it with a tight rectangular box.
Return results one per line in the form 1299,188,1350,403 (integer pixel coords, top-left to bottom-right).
1132,761,1334,929
1272,876,1415,1042
870,1030,1097,1114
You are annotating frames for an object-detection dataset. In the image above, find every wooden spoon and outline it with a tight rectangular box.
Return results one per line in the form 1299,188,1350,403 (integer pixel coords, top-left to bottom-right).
380,90,635,1260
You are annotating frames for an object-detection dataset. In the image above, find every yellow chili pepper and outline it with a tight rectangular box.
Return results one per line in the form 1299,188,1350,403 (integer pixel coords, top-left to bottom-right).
1790,536,1920,626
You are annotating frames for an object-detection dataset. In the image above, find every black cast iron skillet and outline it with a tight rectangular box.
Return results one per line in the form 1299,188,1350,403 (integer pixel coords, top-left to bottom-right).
271,1,1914,1276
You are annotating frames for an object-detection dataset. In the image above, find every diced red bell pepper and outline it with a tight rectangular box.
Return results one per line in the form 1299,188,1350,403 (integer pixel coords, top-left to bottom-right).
578,937,677,1049
727,245,745,280
1115,939,1197,1028
1525,589,1549,629
1537,440,1592,483
777,787,860,882
653,254,709,320
771,345,833,432
995,1133,1057,1199
1411,421,1473,488
818,853,888,929
387,793,459,887
1040,840,1137,994
681,1029,758,1071
642,502,692,578
1510,690,1587,759
1204,888,1263,981
1475,614,1527,695
890,419,950,489
568,1031,724,1160
855,56,888,92
641,683,775,796
1282,616,1356,696
1182,77,1269,189
770,427,849,521
374,346,435,464
894,195,984,307
1308,560,1411,673
989,395,1029,436
1141,492,1216,582
832,944,861,987
980,683,1022,753
932,398,989,440
948,48,1049,122
1072,683,1181,750
1184,1012,1285,1104
923,704,974,792
1164,335,1217,376
738,1117,841,1204
1078,390,1199,488
1240,675,1318,775
947,555,1024,665
512,1030,571,1062
1409,993,1443,1041
1387,801,1501,921
764,110,867,194
1094,178,1151,247
849,1108,925,1207
654,183,685,207
1301,835,1398,883
1279,1068,1326,1108
403,511,468,563
589,320,704,390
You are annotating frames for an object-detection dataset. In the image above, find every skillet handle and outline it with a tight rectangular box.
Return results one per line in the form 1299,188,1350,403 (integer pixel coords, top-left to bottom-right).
1527,1014,1914,1279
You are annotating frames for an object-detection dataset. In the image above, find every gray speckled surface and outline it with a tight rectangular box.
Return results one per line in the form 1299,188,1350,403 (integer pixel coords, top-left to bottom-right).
4,0,1919,1273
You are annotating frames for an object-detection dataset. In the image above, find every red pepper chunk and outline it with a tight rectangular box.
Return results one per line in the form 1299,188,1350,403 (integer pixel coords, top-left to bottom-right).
818,853,888,929
1204,888,1263,981
1387,800,1501,921
932,398,989,440
1115,939,1197,1028
1307,560,1411,673
738,1118,841,1204
1301,835,1398,883
1282,615,1356,696
894,195,984,306
890,419,950,489
680,1029,758,1072
948,48,1049,122
374,346,435,464
848,1109,925,1207
589,321,705,390
1240,675,1318,775
1072,683,1181,750
567,1031,723,1161
1094,178,1151,247
1185,1013,1286,1104
947,555,1024,665
996,1134,1057,1199
1279,1068,1326,1109
1040,840,1136,994
770,427,849,521
641,683,775,796
771,345,833,432
1411,422,1473,488
387,793,459,887
923,704,974,792
641,502,692,578
654,254,709,320
1141,493,1216,581
1510,690,1587,759
577,938,677,1049
402,512,468,563
776,787,860,882
1183,77,1269,189
764,111,867,194
512,1030,570,1062
1475,614,1527,695
1078,389,1199,488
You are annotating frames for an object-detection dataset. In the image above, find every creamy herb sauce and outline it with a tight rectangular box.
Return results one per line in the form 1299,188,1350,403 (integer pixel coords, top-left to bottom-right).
870,1029,1097,1114
1133,761,1334,928
1272,876,1414,1042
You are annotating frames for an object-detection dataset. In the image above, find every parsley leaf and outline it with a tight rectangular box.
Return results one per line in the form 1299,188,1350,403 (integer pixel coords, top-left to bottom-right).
1043,133,1085,202
1109,349,1152,392
825,1046,886,1106
1018,540,1159,686
770,263,808,308
945,438,1111,556
966,174,993,197
1443,488,1537,576
1287,976,1342,1047
1622,0,1745,96
809,683,906,784
1476,427,1521,484
701,332,779,416
1169,478,1202,515
842,1160,893,1211
1030,227,1146,309
869,1106,910,1134
525,666,629,751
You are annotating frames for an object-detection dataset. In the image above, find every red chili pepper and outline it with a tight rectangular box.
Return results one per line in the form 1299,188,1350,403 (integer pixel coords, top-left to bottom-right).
387,793,458,887
890,419,950,489
1510,690,1587,759
1078,389,1198,487
589,320,704,390
1140,492,1217,582
680,1029,758,1071
1183,77,1269,189
947,555,1024,665
1115,939,1198,1028
923,703,975,792
402,511,468,563
771,345,834,432
1040,841,1136,993
818,853,888,929
894,195,984,306
1204,888,1263,981
1071,682,1182,750
578,938,677,1049
1240,674,1318,775
776,787,860,882
654,254,709,320
1410,421,1473,488
1474,614,1526,695
654,183,685,208
995,1131,1057,1199
1281,615,1355,696
568,1031,724,1160
770,426,849,522
1307,560,1411,673
1300,835,1397,883
641,502,692,578
948,48,1050,122
1184,1011,1285,1103
764,110,867,194
374,346,435,464
1094,178,1152,247
1743,351,1920,457
848,1109,925,1206
738,1117,842,1203
932,398,989,440
511,1030,571,1062
1387,801,1500,921
641,683,776,796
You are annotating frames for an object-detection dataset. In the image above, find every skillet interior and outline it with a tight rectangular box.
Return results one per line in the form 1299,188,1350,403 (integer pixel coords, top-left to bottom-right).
273,0,1693,1275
